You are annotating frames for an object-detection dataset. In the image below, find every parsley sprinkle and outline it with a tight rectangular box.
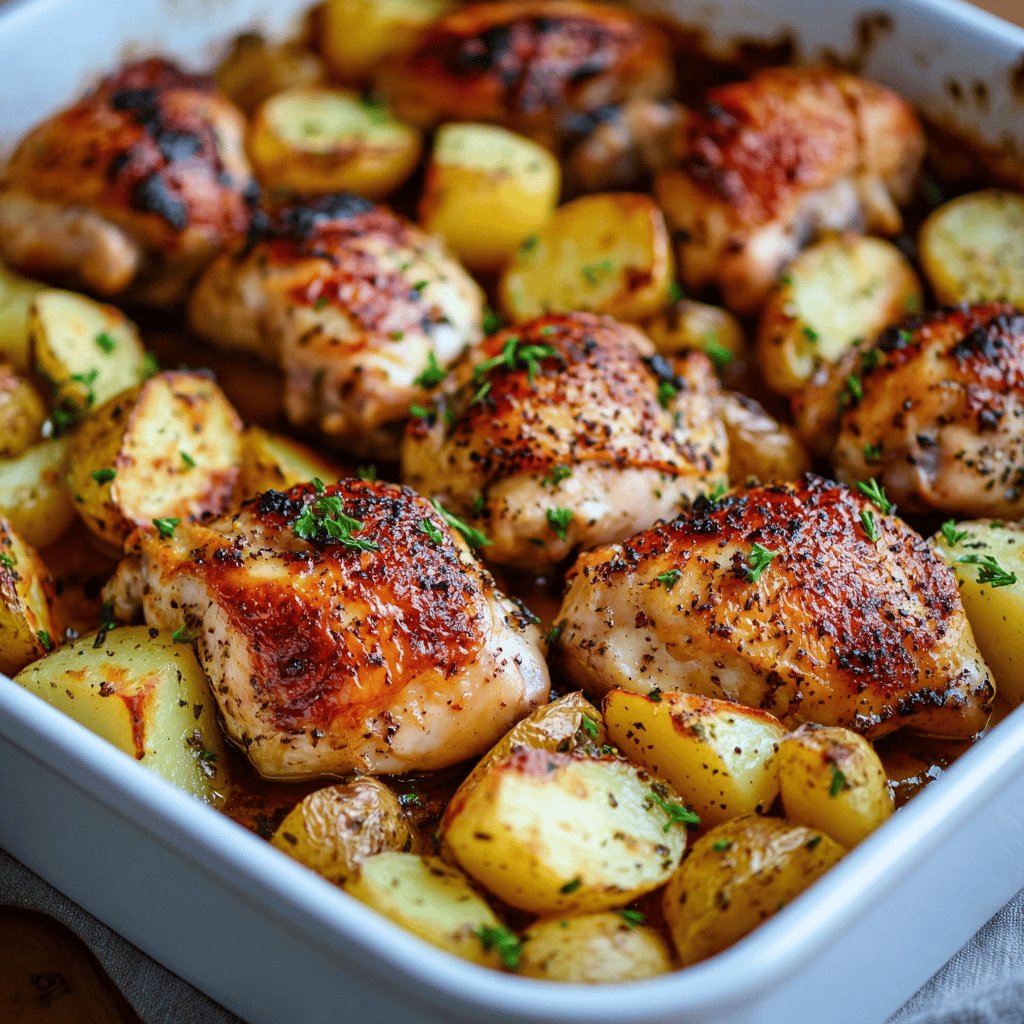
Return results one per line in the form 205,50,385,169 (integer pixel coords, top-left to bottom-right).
197,749,218,762
432,500,490,549
648,688,663,703
171,625,197,644
904,293,922,313
559,877,582,894
473,334,560,385
657,379,678,409
36,629,53,652
419,518,444,544
845,373,863,403
538,325,558,336
745,543,777,583
860,508,880,543
856,478,894,515
581,258,614,286
409,403,433,419
389,329,405,341
293,491,379,551
829,763,847,797
656,569,681,591
0,553,13,570
581,716,599,738
91,468,116,484
668,280,685,303
703,333,733,371
650,793,700,832
806,835,823,850
863,442,883,464
471,494,486,516
413,352,447,390
543,465,572,487
139,352,160,381
545,624,562,645
706,482,727,502
153,517,180,538
313,295,329,311
474,926,522,971
95,331,117,354
546,506,573,541
520,236,539,253
482,307,503,336
957,554,1018,588
618,909,646,927
180,451,196,469
861,349,881,373
940,520,968,547
712,838,733,851
411,279,428,294
358,465,378,482
802,325,820,344
469,381,492,406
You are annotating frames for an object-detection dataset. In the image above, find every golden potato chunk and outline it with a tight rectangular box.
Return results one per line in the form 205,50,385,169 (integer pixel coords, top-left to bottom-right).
919,190,1024,307
235,426,342,502
604,689,785,827
15,625,230,805
662,816,845,966
66,371,242,550
419,122,561,273
215,32,325,114
272,779,416,884
441,748,687,915
0,518,61,676
777,724,894,848
645,298,745,370
519,912,672,983
0,439,75,549
249,87,422,199
499,193,674,323
717,392,811,486
343,852,503,967
0,364,46,459
0,261,44,368
757,235,921,395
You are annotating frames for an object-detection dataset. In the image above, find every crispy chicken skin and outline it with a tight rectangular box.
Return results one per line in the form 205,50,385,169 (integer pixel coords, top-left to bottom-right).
655,67,925,314
555,475,992,740
105,480,550,778
401,313,728,571
0,59,255,305
377,1,673,150
833,304,1024,519
189,194,484,458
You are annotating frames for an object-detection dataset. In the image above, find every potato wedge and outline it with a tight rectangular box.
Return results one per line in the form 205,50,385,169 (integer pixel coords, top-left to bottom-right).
248,87,422,199
66,371,242,550
0,364,46,459
919,190,1024,307
442,748,687,915
662,815,845,966
321,0,455,83
215,32,325,115
777,724,893,848
419,123,561,273
757,236,921,395
0,518,62,676
717,392,811,487
932,519,1024,705
29,289,148,425
499,193,674,323
0,262,44,368
604,689,784,827
272,779,416,884
0,439,75,549
235,426,342,501
343,852,503,967
519,912,672,983
14,625,230,805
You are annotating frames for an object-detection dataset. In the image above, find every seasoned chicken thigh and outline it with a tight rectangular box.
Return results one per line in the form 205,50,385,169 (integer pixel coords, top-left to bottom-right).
656,67,925,314
0,59,255,305
377,0,673,150
105,480,549,778
556,475,992,739
401,313,728,571
189,193,484,458
833,303,1024,518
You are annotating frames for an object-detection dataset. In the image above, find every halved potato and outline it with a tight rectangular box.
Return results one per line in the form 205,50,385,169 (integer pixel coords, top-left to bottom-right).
919,190,1024,306
0,364,46,459
66,371,243,550
0,439,76,549
0,262,44,368
645,298,745,369
932,519,1024,705
519,912,672,983
343,852,503,967
249,87,422,199
499,193,675,323
14,625,230,805
0,518,61,676
215,32,326,115
777,724,894,848
604,689,785,827
662,815,845,966
757,236,922,396
235,426,342,501
419,123,561,273
441,748,687,915
272,778,416,884
717,392,811,487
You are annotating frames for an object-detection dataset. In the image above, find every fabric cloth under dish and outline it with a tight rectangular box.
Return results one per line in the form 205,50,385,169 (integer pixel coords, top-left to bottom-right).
1,846,1022,1024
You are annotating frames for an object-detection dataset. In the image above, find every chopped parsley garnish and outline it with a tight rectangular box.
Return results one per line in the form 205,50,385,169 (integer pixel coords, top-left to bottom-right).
703,333,733,372
357,465,378,482
0,553,14,570
745,543,777,583
618,909,646,927
482,308,503,336
520,235,539,253
389,329,405,341
36,629,53,652
95,331,117,354
409,403,433,419
668,280,685,303
419,517,444,545
139,352,160,381
413,352,447,390
432,500,490,549
293,490,378,551
904,293,922,313
545,624,562,645
180,451,196,469
171,624,197,644
538,325,558,336
581,716,599,738
860,508,880,543
546,506,573,541
469,380,492,406
856,478,894,515
153,517,180,538
91,468,116,484
829,763,848,798
802,325,820,344
656,569,681,592
313,295,330,311
471,494,486,516
474,926,523,971
473,334,560,385
861,349,881,373
648,688,663,703
543,465,572,488
581,258,614,286
559,877,582,894
940,520,968,547
411,279,429,294
844,373,863,404
806,835,823,850
650,793,700,832
706,481,727,502
957,554,1018,588
863,443,882,464
712,838,733,852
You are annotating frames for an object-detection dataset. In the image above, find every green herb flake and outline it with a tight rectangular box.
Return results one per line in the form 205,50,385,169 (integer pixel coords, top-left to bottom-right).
95,331,117,354
419,517,444,545
706,482,727,502
845,373,863,404
802,325,820,344
618,909,646,927
657,379,678,409
91,468,116,484
313,295,330,311
409,403,433,419
411,279,429,294
139,352,160,381
36,629,53,652
712,838,733,852
861,349,881,373
559,877,582,895
545,506,573,541
432,500,491,549
472,334,560,386
829,763,847,798
656,569,681,592
0,553,14,570
538,325,558,336
650,793,700,832
482,306,504,336
358,465,378,482
180,451,196,470
474,925,523,971
860,508,880,543
581,258,614,286
745,543,777,583
545,624,562,645
413,352,447,390
856,478,894,515
957,554,1018,588
581,716,599,738
543,465,572,488
153,517,180,539
648,688,663,703
293,491,379,552
703,333,733,372
863,442,883,464
668,280,685,303
940,520,968,547
806,835,823,850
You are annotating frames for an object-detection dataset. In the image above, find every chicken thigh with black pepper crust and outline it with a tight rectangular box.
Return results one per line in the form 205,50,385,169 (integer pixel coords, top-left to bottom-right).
104,479,549,778
555,475,992,740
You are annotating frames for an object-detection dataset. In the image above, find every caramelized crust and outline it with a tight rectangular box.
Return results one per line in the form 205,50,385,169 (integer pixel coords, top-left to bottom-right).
556,475,992,739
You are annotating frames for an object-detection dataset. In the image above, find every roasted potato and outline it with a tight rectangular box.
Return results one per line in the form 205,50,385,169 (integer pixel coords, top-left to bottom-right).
321,0,455,83
0,363,46,459
0,262,44,368
271,778,416,884
777,724,894,848
932,519,1024,705
919,190,1024,307
66,371,243,550
235,426,342,501
343,852,503,967
0,518,61,676
662,816,845,966
419,123,561,273
14,625,230,805
215,32,326,114
441,748,687,915
499,193,674,323
717,392,811,487
0,439,75,549
519,912,673,983
604,689,784,827
248,87,422,199
757,236,922,396
645,298,745,370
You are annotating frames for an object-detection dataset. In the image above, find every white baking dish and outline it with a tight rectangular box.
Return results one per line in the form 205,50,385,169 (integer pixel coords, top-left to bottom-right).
1,2,1023,1022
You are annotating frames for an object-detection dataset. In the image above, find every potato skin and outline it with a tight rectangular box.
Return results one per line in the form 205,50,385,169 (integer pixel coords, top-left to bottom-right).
662,815,845,966
215,32,325,114
0,363,46,458
234,426,341,502
0,439,76,549
717,392,810,486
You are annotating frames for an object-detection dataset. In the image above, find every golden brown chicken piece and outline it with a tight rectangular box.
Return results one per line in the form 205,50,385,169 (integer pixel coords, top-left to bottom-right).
401,313,728,571
0,59,255,305
189,193,484,458
377,0,673,150
104,479,550,779
832,303,1024,518
655,67,925,314
555,475,992,740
